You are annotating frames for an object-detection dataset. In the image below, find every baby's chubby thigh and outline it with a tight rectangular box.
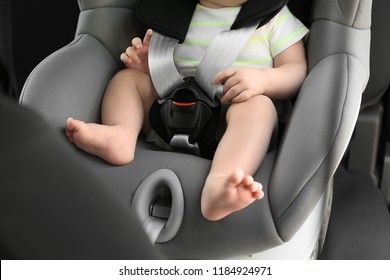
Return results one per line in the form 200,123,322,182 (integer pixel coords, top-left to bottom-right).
225,95,278,126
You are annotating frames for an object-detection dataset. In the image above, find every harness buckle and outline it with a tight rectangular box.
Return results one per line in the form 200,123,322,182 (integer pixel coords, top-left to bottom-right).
150,77,221,159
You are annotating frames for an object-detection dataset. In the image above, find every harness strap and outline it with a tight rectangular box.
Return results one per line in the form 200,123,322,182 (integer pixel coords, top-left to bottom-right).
148,33,183,99
195,20,261,100
149,20,260,100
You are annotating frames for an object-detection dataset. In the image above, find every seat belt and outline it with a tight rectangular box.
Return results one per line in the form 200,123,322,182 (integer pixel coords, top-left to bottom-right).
148,19,261,157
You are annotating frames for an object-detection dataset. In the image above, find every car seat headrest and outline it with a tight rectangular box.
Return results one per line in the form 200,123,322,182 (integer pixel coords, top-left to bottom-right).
135,0,289,42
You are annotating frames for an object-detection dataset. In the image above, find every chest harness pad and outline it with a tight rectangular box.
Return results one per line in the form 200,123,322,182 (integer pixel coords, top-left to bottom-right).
135,0,288,159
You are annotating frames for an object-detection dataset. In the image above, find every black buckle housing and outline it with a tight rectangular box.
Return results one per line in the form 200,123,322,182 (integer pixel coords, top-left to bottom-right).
160,77,218,142
150,77,221,159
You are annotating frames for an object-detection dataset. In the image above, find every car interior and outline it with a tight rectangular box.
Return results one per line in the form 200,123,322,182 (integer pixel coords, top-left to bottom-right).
1,0,390,259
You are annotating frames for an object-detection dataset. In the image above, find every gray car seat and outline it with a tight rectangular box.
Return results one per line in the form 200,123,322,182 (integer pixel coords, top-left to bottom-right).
19,0,372,259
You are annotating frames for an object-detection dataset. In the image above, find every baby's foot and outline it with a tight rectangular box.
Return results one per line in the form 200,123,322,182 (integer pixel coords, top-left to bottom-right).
65,118,135,165
201,168,264,221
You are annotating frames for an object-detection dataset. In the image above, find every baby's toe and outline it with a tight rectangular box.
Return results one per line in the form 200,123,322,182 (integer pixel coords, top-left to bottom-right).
242,175,254,186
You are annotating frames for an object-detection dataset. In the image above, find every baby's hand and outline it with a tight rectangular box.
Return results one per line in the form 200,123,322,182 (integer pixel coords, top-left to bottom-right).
213,67,266,104
120,29,153,74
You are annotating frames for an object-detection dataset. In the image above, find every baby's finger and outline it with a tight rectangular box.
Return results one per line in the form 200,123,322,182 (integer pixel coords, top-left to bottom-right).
213,68,237,84
120,53,132,65
143,29,153,45
132,37,143,49
231,90,252,103
124,47,141,64
221,84,243,104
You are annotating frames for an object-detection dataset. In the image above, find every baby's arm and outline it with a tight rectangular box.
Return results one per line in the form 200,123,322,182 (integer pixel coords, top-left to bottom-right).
120,29,153,74
214,39,307,104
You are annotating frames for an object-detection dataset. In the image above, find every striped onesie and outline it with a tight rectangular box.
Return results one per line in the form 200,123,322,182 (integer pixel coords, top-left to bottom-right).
173,4,309,77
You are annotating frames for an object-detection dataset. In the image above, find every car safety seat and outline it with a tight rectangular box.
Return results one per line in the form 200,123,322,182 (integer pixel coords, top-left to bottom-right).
19,0,372,259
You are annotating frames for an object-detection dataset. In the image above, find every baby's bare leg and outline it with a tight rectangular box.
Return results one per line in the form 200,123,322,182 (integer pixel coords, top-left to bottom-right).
201,95,277,221
66,69,157,165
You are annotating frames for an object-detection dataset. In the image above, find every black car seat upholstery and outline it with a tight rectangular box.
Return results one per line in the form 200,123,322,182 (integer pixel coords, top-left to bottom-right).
19,0,372,259
0,0,18,99
0,0,79,99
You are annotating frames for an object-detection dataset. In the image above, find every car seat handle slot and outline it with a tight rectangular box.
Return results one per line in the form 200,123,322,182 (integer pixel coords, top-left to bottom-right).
150,196,172,219
132,169,184,243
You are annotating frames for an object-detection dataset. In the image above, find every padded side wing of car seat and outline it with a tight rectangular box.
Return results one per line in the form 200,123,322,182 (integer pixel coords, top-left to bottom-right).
20,2,140,127
269,0,371,241
20,34,116,125
76,0,146,65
